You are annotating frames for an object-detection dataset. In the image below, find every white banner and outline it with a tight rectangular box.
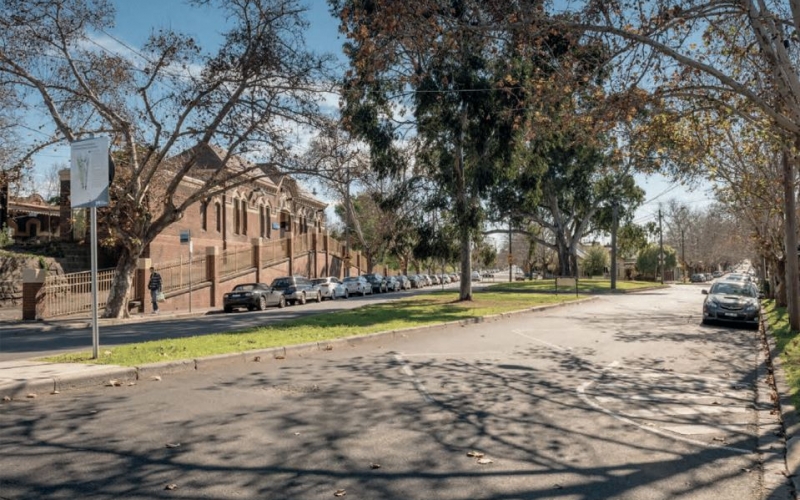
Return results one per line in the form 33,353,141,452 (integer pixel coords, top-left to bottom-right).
70,136,110,208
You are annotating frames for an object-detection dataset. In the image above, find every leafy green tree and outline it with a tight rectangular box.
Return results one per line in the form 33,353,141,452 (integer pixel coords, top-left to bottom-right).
636,244,677,280
583,245,609,278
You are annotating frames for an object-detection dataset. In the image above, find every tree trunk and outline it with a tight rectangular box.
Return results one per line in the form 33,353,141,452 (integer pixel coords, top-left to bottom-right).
775,258,787,307
102,245,141,319
459,221,472,301
783,149,800,330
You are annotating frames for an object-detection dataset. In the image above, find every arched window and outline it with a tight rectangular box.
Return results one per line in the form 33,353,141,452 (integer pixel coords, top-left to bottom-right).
241,199,247,235
215,202,221,232
200,201,208,231
233,197,240,235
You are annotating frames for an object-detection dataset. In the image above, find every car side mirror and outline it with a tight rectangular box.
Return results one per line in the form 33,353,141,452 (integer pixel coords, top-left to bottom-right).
701,290,708,295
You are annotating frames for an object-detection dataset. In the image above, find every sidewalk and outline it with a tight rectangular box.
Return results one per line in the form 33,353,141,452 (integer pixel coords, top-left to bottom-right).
9,306,219,332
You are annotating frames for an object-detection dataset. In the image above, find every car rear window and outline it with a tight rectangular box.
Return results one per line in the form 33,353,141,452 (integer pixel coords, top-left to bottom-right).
271,278,292,288
233,284,255,291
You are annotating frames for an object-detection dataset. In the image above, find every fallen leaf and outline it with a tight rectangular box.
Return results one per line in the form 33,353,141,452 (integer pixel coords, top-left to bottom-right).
26,393,37,399
712,436,726,442
254,356,262,362
293,432,301,436
88,410,98,414
466,451,484,458
103,350,112,356
151,375,162,381
741,468,752,473
554,484,563,489
165,443,181,449
164,483,178,490
2,396,11,402
477,458,493,465
127,382,136,386
334,489,346,497
107,380,122,387
711,401,721,405
51,390,60,395
370,463,381,469
324,345,333,351
274,355,286,360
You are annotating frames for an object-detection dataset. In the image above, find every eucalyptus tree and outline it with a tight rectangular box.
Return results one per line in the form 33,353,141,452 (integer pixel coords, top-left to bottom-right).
330,0,546,300
0,0,329,317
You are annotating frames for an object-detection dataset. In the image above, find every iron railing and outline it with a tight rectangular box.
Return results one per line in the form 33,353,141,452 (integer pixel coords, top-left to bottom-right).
294,233,312,255
261,238,288,265
220,246,253,278
154,254,207,294
42,268,129,318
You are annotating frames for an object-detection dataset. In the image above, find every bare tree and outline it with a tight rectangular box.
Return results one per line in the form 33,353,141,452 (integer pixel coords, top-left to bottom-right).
0,0,330,317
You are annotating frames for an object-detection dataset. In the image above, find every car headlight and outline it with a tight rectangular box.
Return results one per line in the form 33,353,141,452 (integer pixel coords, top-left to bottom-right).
745,303,759,313
706,298,719,309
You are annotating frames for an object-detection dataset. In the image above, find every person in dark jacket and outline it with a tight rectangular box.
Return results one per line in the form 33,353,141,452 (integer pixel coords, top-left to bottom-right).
148,266,163,314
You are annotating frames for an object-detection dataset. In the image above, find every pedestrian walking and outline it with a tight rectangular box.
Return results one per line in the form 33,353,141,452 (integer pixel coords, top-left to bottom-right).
148,266,163,314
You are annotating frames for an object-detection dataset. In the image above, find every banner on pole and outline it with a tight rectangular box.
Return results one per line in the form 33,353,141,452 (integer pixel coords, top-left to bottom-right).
70,137,110,208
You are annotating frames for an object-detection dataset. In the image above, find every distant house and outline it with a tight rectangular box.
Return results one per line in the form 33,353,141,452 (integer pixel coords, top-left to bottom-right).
6,193,60,241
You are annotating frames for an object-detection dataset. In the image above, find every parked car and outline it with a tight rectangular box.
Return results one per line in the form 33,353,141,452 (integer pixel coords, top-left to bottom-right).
712,271,723,278
702,280,762,328
439,274,451,284
429,274,441,285
724,273,752,283
311,277,347,300
408,274,425,289
269,276,320,305
471,271,482,282
385,276,402,292
363,273,388,293
223,283,286,312
690,273,706,283
395,275,411,290
342,276,372,296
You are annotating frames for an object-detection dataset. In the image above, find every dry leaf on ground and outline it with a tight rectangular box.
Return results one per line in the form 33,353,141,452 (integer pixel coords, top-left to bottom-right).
151,375,162,381
370,463,381,469
164,483,178,490
107,380,122,387
333,489,346,497
165,443,181,449
26,393,36,399
466,451,484,458
2,396,11,402
477,458,493,465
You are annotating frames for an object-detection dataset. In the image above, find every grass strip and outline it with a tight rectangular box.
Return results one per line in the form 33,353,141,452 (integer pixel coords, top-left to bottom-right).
763,300,800,408
43,290,579,367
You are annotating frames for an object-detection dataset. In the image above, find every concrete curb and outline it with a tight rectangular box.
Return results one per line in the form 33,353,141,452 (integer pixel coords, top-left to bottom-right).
762,314,800,498
28,309,218,332
2,296,598,399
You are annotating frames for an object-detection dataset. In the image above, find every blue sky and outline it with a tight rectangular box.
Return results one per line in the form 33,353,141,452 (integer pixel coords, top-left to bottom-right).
25,0,711,228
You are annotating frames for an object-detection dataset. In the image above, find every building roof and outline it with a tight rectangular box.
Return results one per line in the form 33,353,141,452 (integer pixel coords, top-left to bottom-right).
9,194,59,216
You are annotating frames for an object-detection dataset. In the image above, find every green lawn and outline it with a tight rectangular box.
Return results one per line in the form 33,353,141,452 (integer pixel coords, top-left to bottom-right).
763,300,800,407
487,278,664,293
43,290,581,367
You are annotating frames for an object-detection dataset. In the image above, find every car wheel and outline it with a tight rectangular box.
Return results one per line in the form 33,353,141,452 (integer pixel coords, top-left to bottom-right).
224,306,233,313
278,296,286,309
344,289,349,299
316,292,322,303
299,293,306,305
258,296,267,311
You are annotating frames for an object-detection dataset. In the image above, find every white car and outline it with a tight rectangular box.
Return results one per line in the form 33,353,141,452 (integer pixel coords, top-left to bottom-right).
342,276,372,296
471,271,481,282
311,277,347,300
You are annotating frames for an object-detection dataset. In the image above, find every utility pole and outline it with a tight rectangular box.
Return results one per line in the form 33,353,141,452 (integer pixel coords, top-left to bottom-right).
344,164,351,278
658,207,664,284
611,202,618,290
508,219,513,283
681,227,686,283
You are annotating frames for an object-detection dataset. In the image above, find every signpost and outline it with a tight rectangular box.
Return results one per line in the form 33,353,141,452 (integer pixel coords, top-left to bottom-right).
180,230,192,313
70,136,110,360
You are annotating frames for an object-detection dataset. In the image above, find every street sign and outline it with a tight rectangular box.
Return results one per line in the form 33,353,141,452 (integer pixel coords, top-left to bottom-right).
180,230,191,244
70,136,110,208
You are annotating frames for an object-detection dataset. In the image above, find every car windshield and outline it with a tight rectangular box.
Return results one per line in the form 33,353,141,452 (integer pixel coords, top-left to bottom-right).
343,277,359,282
233,284,256,291
271,278,292,288
311,279,328,285
710,282,756,297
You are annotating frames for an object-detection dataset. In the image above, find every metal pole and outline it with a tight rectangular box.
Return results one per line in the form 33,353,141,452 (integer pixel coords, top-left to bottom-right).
90,205,99,359
344,167,351,278
188,243,193,314
508,219,513,283
610,202,618,290
658,207,664,284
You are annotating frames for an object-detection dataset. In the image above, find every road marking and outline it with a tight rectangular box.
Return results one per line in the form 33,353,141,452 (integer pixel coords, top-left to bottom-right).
512,330,573,352
393,353,436,404
577,362,751,454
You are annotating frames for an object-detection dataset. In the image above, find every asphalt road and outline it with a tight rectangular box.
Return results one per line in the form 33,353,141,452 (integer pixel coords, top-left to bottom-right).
0,285,767,499
0,283,461,361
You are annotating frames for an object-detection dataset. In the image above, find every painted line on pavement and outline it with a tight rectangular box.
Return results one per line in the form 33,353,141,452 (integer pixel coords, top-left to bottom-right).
577,361,751,454
512,330,573,352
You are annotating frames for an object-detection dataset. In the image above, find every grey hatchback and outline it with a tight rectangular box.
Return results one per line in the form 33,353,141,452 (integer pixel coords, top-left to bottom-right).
702,281,761,329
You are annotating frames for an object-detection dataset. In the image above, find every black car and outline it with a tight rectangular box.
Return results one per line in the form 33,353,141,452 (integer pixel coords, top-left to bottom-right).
223,283,286,312
702,281,762,328
362,273,387,293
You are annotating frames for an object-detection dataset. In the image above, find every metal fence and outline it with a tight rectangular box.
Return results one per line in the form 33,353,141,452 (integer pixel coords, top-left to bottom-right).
220,246,253,278
42,268,130,318
155,254,208,294
261,238,288,265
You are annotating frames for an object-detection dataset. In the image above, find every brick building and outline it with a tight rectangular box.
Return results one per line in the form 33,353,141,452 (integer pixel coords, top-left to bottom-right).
58,144,328,265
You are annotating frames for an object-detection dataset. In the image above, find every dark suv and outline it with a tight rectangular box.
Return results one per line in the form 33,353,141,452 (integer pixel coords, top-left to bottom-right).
362,273,387,293
269,276,321,305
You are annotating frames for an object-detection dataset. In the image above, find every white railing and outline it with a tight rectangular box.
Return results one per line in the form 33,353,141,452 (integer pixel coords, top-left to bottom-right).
154,254,207,294
42,268,129,318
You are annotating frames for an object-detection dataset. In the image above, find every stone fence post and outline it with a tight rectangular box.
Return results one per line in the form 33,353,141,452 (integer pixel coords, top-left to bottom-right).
206,246,220,307
252,238,263,282
22,269,47,320
136,258,150,314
